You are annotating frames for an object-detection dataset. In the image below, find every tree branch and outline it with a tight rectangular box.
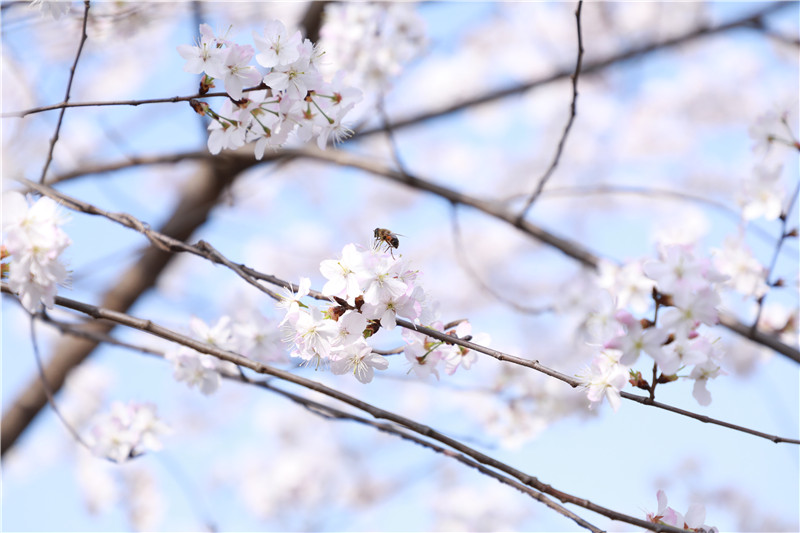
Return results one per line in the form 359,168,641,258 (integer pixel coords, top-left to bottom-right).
517,0,584,220
38,0,90,184
8,180,799,444
1,286,694,533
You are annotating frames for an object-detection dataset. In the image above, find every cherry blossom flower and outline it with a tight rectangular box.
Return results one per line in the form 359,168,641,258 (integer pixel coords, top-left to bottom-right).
689,357,726,406
652,334,709,375
276,277,311,326
285,306,338,364
442,321,488,375
232,311,287,363
579,349,628,412
319,3,427,91
646,490,718,532
330,338,388,383
177,23,227,77
604,310,668,366
218,44,261,100
320,243,366,301
2,191,71,312
659,287,721,338
332,311,368,348
180,21,360,154
166,347,224,395
643,244,708,299
253,20,302,68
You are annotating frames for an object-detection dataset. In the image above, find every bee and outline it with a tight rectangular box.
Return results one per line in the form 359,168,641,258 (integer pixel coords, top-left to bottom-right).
373,228,402,257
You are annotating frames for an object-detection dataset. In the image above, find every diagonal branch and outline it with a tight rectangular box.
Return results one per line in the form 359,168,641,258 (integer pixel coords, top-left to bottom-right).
6,182,800,445
2,287,693,533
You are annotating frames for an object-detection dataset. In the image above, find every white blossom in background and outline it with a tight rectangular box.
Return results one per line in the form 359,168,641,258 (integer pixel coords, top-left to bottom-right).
87,402,170,463
579,348,628,412
738,164,786,221
166,346,226,395
75,448,119,514
432,481,529,531
231,310,288,364
748,107,799,155
319,2,427,93
2,191,71,312
712,235,768,298
29,0,70,19
123,468,167,532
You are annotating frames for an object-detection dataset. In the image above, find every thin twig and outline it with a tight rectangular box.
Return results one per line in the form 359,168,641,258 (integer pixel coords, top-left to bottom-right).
517,0,584,220
750,177,800,333
1,88,264,119
450,203,555,315
28,314,92,449
38,0,90,184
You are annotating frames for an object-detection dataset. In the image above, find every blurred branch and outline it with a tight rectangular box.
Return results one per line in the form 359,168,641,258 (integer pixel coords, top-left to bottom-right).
357,2,791,137
38,0,89,183
517,0,584,220
750,178,800,332
515,184,797,253
0,285,696,533
449,204,555,315
299,0,328,43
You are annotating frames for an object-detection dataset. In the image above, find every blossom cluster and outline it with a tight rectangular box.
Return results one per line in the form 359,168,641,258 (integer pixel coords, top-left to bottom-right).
279,241,486,383
87,401,170,463
580,243,728,411
646,490,718,533
178,21,362,157
2,191,71,313
319,3,427,92
166,313,285,395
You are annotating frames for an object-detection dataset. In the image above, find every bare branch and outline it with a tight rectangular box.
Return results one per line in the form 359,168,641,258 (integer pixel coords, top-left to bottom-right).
38,0,90,184
517,0,584,220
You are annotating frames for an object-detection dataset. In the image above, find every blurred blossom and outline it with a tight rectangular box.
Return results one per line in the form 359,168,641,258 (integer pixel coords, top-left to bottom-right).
87,402,170,463
738,164,786,221
712,235,768,299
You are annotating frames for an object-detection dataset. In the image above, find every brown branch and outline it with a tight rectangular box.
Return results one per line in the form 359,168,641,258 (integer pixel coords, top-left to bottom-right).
38,0,90,183
517,0,584,220
4,287,690,533
10,178,800,444
33,306,602,532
